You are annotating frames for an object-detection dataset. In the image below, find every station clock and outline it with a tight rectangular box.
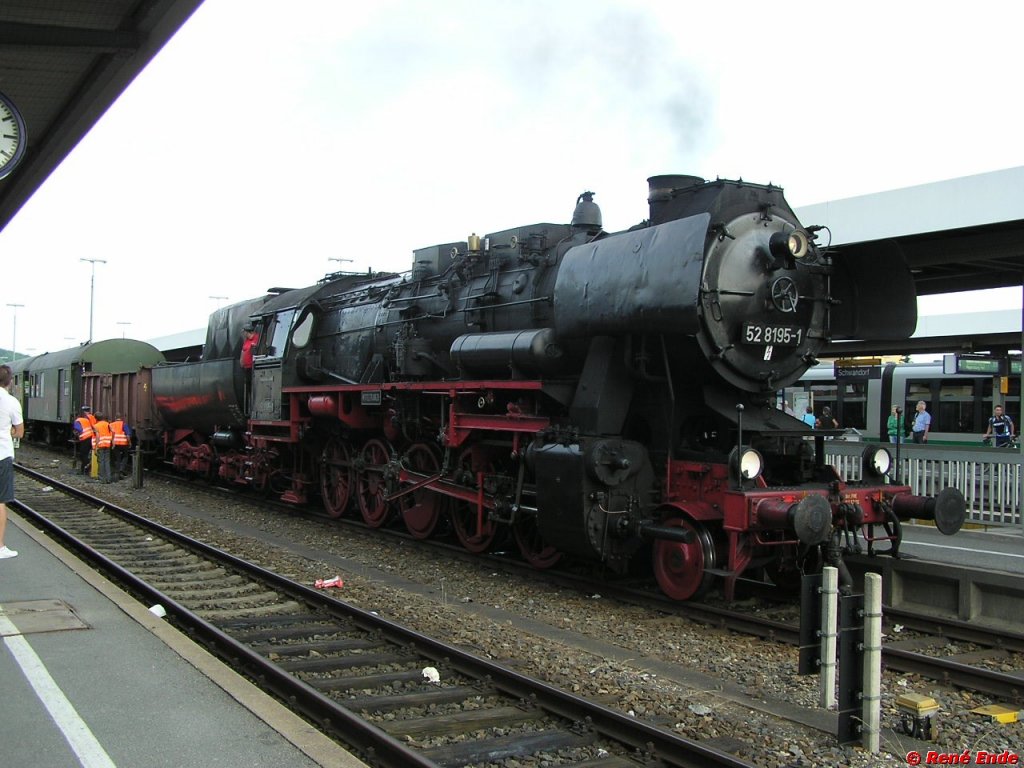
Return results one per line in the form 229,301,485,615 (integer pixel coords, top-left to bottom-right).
0,90,28,180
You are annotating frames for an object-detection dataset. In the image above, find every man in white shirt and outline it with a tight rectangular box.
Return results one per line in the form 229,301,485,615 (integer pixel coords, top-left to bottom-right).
0,364,25,559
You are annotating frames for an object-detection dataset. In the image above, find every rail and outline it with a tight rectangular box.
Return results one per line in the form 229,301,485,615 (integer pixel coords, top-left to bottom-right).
822,438,1023,530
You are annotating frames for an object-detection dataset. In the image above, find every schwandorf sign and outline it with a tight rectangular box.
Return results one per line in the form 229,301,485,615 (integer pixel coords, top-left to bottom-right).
834,364,881,380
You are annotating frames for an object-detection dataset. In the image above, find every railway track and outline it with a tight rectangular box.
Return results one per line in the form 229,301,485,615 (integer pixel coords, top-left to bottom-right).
12,464,754,768
507,555,1024,703
22,449,1024,707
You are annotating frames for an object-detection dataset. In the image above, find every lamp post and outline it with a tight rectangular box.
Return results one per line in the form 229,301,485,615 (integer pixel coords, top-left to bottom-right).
116,321,132,339
328,258,353,267
6,303,23,362
80,258,107,342
209,295,227,307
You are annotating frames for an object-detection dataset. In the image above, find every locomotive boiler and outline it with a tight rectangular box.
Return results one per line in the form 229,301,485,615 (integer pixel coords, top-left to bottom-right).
153,174,966,600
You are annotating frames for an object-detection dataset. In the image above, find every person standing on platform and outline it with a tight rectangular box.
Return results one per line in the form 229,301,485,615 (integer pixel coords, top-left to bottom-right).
110,414,133,478
92,412,113,483
887,405,903,444
983,404,1015,447
0,364,25,559
911,400,931,443
72,405,97,474
802,406,816,428
816,406,838,430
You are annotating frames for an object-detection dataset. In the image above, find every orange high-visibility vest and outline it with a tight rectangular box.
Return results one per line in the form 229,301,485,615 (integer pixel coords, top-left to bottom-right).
92,420,113,450
110,420,130,447
75,416,95,441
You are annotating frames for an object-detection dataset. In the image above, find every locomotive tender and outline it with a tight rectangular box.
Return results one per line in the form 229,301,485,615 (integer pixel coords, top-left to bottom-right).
152,174,962,599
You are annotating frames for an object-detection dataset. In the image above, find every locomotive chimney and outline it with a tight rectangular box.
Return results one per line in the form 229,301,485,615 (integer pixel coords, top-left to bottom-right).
571,191,602,231
647,174,704,223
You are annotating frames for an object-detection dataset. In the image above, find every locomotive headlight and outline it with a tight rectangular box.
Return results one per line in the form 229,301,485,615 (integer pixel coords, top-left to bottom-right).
769,229,811,262
787,229,811,259
862,445,893,478
729,446,764,482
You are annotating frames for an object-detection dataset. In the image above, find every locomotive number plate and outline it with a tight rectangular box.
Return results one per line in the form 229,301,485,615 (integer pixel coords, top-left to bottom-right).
742,323,803,347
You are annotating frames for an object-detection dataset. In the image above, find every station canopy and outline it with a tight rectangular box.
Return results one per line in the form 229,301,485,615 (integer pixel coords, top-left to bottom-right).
0,0,203,230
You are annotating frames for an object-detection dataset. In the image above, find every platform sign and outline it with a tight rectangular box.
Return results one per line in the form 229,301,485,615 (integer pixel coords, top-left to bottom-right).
834,358,881,380
835,365,881,380
943,353,1007,375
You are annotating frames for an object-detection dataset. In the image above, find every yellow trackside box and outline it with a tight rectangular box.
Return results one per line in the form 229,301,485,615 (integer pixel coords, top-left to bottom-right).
972,704,1019,724
896,693,939,716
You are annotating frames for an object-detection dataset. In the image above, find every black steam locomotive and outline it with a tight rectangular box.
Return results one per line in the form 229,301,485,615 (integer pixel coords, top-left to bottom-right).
151,174,966,600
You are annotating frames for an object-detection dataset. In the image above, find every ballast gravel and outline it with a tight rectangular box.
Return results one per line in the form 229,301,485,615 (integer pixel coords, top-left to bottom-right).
18,449,1024,767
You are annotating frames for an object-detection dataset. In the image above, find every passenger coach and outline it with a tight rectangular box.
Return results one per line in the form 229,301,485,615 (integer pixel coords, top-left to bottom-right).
9,339,165,446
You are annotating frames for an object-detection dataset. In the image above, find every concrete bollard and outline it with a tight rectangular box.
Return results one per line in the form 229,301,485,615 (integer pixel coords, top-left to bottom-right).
862,572,882,753
819,566,838,709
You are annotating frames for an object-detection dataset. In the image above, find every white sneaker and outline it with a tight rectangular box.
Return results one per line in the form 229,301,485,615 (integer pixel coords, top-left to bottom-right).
0,546,18,559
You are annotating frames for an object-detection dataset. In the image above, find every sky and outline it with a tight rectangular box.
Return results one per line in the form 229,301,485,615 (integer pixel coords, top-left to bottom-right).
2,0,1023,357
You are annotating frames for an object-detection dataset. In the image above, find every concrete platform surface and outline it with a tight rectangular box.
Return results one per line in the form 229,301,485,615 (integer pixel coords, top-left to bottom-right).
0,511,368,768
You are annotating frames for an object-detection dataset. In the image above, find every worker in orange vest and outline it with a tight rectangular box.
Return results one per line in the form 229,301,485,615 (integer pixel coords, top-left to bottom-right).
109,414,133,479
91,412,113,483
72,406,96,475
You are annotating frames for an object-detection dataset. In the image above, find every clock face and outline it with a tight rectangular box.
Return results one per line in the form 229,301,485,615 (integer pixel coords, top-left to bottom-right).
0,91,27,180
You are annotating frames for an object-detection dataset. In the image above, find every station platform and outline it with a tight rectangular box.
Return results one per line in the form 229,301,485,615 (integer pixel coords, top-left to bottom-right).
0,511,368,768
899,520,1024,575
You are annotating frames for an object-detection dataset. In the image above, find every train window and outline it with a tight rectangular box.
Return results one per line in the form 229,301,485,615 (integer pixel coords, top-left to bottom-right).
800,380,839,426
938,380,977,434
905,379,931,402
839,381,867,430
291,308,316,349
264,310,295,359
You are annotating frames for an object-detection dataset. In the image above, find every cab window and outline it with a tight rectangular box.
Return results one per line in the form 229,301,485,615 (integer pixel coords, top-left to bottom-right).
259,310,295,359
291,308,316,349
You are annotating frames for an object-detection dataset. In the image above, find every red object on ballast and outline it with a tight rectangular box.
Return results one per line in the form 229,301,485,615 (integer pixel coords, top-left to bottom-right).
314,576,344,589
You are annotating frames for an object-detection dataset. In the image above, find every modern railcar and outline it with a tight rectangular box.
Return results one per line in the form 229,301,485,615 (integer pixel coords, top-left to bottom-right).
783,361,1021,445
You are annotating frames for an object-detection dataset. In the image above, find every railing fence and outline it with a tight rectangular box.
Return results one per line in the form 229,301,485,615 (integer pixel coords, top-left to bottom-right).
823,440,1023,529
